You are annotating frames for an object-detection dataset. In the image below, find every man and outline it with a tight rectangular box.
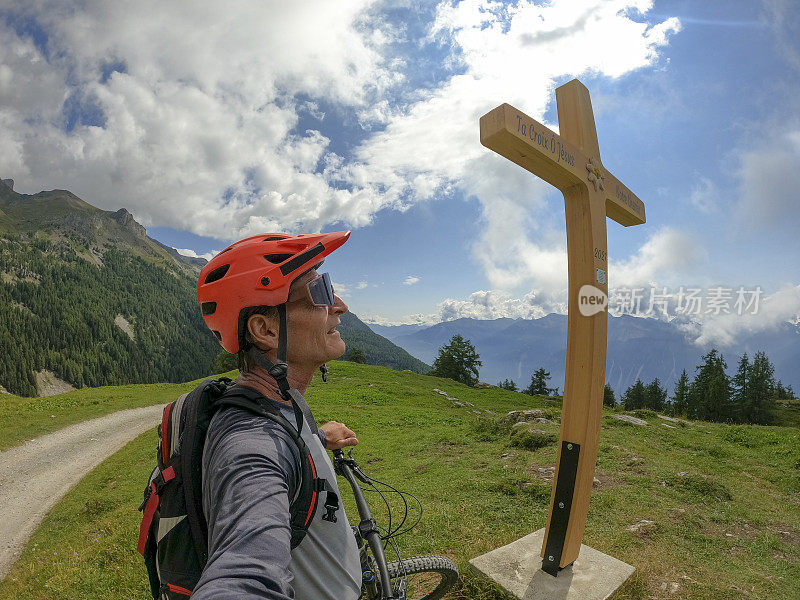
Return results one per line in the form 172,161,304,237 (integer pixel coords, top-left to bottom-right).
193,231,362,599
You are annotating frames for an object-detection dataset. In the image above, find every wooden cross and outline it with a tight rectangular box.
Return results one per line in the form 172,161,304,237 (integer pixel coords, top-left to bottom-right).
479,79,646,576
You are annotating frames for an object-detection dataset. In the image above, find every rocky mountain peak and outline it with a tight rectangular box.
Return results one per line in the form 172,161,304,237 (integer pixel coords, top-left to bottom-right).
1,178,14,191
112,207,146,237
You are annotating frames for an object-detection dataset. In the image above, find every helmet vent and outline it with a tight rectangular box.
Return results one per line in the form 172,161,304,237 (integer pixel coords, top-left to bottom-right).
279,242,324,276
201,302,217,316
204,264,230,284
264,236,287,241
212,330,222,341
264,253,292,264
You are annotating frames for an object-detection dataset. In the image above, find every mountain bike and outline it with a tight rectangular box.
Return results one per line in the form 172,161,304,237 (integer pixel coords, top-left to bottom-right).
333,448,460,600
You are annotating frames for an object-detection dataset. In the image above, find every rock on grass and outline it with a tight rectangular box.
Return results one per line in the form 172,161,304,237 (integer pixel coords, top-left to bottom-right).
510,427,556,450
504,409,545,423
611,414,648,426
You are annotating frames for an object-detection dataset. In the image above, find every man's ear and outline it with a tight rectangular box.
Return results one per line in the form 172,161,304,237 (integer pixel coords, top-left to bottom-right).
247,313,279,351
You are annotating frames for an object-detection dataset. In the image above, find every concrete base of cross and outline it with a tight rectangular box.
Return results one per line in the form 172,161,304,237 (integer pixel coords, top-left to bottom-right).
469,528,635,600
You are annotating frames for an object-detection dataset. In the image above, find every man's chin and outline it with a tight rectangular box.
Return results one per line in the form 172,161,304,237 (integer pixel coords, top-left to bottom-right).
326,337,347,361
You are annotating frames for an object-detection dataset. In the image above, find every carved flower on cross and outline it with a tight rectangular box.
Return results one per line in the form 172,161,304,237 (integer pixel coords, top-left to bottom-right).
586,157,605,192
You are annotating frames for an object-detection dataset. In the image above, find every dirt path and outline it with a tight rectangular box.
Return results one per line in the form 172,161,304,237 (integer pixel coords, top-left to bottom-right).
0,405,163,580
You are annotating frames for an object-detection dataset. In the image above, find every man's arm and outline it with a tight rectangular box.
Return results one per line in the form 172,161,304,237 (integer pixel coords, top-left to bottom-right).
193,409,300,600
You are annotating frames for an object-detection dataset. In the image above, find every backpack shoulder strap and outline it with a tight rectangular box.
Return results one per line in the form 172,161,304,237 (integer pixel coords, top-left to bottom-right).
217,385,304,438
215,384,333,548
179,378,232,560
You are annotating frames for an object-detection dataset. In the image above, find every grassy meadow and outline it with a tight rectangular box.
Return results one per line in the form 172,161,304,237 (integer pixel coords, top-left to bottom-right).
0,361,799,599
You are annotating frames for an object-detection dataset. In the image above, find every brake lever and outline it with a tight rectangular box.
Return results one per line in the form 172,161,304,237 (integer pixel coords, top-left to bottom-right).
333,448,371,483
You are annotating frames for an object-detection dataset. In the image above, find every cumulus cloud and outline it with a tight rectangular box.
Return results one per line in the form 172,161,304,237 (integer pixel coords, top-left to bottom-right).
354,0,680,295
175,248,218,262
1,0,679,247
332,281,350,298
361,287,568,326
403,276,420,285
438,289,557,321
694,284,800,347
2,1,700,330
0,0,401,237
611,227,708,289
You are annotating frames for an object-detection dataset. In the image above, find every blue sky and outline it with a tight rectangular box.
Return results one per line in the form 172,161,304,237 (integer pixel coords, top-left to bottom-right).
1,0,798,345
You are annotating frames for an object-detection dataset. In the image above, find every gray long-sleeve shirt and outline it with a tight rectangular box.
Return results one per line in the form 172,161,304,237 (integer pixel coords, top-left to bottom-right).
193,391,361,599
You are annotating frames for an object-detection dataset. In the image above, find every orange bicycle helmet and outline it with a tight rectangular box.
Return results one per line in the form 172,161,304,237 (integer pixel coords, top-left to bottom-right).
197,231,350,354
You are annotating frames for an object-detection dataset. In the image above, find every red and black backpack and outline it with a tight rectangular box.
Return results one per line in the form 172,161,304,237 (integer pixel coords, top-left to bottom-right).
137,378,339,599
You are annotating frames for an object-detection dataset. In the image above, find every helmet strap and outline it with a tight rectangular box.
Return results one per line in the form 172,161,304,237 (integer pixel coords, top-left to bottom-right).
246,303,291,402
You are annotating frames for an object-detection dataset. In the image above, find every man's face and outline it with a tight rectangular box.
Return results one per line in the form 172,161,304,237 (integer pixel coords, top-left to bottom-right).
284,269,348,370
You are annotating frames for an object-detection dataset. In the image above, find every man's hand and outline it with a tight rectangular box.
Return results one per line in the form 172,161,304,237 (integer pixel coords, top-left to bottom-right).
319,421,358,450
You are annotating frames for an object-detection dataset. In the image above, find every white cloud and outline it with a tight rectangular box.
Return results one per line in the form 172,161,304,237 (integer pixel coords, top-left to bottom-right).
611,227,708,289
439,289,551,321
736,127,800,230
0,0,400,238
353,0,681,297
332,280,350,298
360,312,440,327
2,0,680,250
356,281,368,290
403,276,420,285
175,248,218,262
362,287,568,326
2,0,697,329
694,284,800,347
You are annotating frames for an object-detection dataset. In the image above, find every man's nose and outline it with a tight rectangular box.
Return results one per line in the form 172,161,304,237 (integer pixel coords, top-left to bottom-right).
331,294,348,314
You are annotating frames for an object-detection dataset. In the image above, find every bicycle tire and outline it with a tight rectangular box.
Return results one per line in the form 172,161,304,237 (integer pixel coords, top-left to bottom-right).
386,555,459,600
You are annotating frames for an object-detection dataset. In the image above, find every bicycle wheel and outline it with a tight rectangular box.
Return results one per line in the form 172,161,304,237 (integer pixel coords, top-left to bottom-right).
386,555,459,600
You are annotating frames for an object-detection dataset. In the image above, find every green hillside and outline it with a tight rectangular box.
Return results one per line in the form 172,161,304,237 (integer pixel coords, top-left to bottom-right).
0,362,798,599
339,311,430,373
0,234,220,396
0,184,430,395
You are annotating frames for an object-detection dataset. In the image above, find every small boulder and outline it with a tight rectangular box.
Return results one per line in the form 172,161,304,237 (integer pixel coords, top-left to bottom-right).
627,519,656,534
611,414,648,426
504,409,545,423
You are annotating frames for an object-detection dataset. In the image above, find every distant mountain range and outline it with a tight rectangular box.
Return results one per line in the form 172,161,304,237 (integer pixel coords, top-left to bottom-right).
369,314,800,395
0,181,424,395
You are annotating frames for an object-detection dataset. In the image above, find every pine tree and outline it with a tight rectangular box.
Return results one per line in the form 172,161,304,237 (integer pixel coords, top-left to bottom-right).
498,378,518,391
524,368,555,396
213,350,239,374
688,349,733,422
603,383,616,407
622,379,647,410
744,351,776,425
348,346,367,364
645,378,667,411
731,353,750,423
671,369,690,416
774,381,795,400
430,334,482,387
